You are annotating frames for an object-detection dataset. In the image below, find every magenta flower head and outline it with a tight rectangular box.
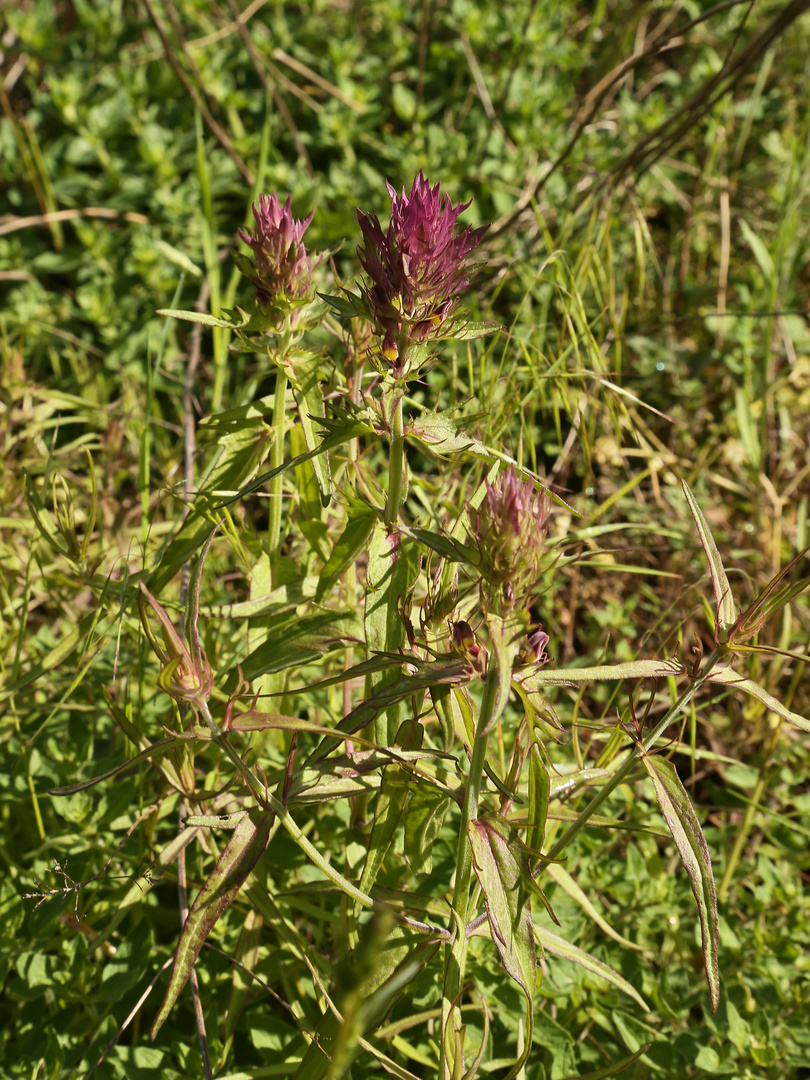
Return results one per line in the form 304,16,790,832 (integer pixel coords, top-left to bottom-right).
235,193,315,312
356,171,487,366
474,466,550,609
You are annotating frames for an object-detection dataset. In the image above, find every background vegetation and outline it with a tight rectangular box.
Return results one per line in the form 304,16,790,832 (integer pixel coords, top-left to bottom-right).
2,0,810,1078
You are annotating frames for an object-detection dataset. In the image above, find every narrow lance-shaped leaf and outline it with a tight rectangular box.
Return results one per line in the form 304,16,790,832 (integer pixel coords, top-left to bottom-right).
356,717,424,910
315,501,377,603
364,522,421,746
682,480,737,641
288,352,332,507
404,788,451,875
642,755,720,1013
527,745,550,856
517,656,683,691
727,543,810,651
468,813,536,1080
151,808,274,1039
531,926,649,1011
708,667,810,733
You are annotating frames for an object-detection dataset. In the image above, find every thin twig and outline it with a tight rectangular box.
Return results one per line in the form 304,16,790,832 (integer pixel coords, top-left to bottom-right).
84,956,174,1079
225,0,315,177
140,0,254,185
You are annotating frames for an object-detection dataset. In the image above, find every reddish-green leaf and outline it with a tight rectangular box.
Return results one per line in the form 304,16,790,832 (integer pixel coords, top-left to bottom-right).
682,480,737,641
642,755,720,1013
469,813,536,1079
151,808,273,1039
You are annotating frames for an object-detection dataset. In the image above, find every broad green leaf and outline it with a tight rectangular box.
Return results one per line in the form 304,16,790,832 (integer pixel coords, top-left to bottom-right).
364,522,421,746
708,668,810,732
316,502,377,603
151,808,274,1038
532,925,649,1010
682,480,737,641
317,290,365,318
404,788,451,875
468,813,535,1080
440,319,502,341
642,755,719,1013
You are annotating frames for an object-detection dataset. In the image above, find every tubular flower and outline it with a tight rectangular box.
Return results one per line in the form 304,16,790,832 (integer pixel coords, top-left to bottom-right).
235,193,315,309
474,467,550,607
357,171,487,360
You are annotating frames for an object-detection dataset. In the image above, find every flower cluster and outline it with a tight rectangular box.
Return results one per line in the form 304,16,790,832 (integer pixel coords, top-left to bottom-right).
235,193,315,312
357,171,487,366
474,466,550,608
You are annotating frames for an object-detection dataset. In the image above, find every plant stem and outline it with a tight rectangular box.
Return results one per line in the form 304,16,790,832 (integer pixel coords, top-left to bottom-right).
384,385,405,528
267,364,288,583
543,646,723,865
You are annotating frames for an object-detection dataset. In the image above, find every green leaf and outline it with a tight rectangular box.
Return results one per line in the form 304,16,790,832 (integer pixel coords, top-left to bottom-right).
364,522,421,746
398,525,479,565
151,808,273,1039
404,788,451,875
708,668,810,732
157,307,244,328
316,502,377,603
46,736,177,795
641,755,720,1014
527,745,550,855
288,352,332,507
317,290,365,319
437,319,502,341
468,813,535,1080
531,925,649,1010
543,863,645,951
223,910,263,1051
231,609,363,683
357,718,424,905
682,480,737,641
517,656,683,690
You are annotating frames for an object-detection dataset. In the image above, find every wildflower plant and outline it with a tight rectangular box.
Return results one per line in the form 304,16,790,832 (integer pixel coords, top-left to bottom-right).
40,172,810,1080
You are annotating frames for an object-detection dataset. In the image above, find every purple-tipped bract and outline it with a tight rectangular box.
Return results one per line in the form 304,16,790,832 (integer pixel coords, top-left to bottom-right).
357,171,487,357
237,193,315,307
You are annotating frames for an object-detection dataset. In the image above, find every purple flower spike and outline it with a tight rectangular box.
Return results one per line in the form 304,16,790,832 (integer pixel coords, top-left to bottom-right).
474,467,550,608
236,193,315,308
357,171,487,358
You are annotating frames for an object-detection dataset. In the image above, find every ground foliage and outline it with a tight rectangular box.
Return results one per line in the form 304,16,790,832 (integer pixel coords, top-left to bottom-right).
2,1,810,1078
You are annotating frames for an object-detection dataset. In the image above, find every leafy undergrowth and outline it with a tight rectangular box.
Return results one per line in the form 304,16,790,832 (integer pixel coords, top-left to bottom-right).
2,2,810,1079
